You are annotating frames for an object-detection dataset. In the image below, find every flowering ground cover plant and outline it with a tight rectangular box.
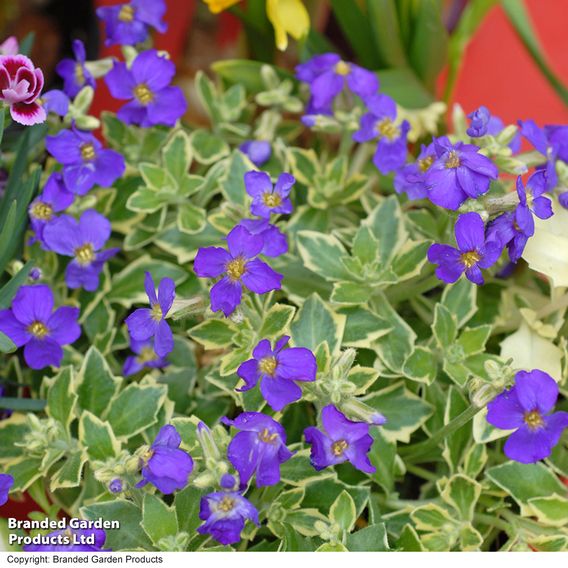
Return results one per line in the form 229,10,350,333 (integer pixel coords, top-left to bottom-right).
0,0,568,554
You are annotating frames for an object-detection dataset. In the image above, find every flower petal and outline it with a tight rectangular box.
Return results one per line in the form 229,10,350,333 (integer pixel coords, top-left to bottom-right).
24,338,63,369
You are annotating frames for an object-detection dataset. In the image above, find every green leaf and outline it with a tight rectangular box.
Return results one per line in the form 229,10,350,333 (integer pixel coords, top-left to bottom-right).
45,367,77,429
142,493,179,547
411,503,455,531
377,67,434,108
0,330,15,353
0,418,29,461
392,240,431,281
396,524,425,551
290,293,345,355
347,524,389,551
442,387,470,471
369,429,397,494
50,450,87,491
175,485,204,535
364,197,407,265
408,0,448,90
177,202,207,234
79,411,121,461
189,318,237,349
139,163,176,191
279,450,335,486
76,347,121,416
329,0,377,68
259,303,296,339
330,281,372,305
5,457,44,492
329,490,357,533
316,542,348,552
211,60,297,94
340,306,391,347
0,260,34,309
440,474,481,521
486,462,567,515
352,225,379,266
366,0,407,68
82,501,153,551
296,231,352,282
403,346,437,385
527,495,568,527
107,383,167,439
432,304,458,347
127,188,170,213
162,129,192,179
363,382,432,443
286,147,319,186
189,129,230,165
457,325,492,355
441,278,477,327
371,295,416,372
109,255,188,307
219,150,255,207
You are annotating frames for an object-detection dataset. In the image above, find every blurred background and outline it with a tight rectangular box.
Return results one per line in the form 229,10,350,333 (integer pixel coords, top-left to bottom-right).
0,0,566,126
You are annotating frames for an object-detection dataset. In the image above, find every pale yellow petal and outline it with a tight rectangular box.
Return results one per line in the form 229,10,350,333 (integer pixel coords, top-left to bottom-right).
266,0,310,51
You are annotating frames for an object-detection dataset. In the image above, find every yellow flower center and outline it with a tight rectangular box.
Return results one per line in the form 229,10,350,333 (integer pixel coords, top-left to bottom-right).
226,257,247,282
28,321,48,339
259,356,278,377
334,61,351,76
258,428,279,444
524,410,544,430
30,201,53,221
118,4,135,22
81,143,96,161
460,251,481,269
134,83,154,105
142,449,154,464
445,151,461,169
137,346,157,364
218,496,235,513
418,155,434,173
151,303,163,322
376,118,400,141
75,63,85,85
331,439,348,457
262,192,282,208
74,243,95,266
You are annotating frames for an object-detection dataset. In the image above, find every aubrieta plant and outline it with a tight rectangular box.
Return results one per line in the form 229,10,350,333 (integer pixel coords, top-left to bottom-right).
0,0,568,554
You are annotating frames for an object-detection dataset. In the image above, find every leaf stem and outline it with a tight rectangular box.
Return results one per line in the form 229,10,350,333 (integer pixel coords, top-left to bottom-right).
400,404,482,462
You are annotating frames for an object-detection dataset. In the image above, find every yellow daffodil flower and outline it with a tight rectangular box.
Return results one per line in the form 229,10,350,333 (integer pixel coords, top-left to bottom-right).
266,0,310,51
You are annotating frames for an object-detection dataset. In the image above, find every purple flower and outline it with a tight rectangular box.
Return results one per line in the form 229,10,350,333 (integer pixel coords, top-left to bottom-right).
24,528,108,552
43,210,119,292
237,335,316,411
295,53,378,112
428,212,502,285
222,413,293,487
220,473,237,490
238,218,288,257
244,171,294,219
486,210,532,263
123,337,169,376
239,141,271,167
193,225,283,317
105,49,186,127
109,479,123,494
516,171,553,232
467,105,491,137
519,119,560,190
393,142,436,200
425,137,498,210
125,272,175,357
198,491,259,546
482,112,521,153
45,126,125,195
543,125,568,163
559,192,568,209
137,425,193,494
486,370,568,463
55,40,95,98
353,94,409,174
41,89,70,116
0,284,80,370
304,405,376,474
97,0,167,46
0,473,13,506
29,173,74,246
0,54,45,125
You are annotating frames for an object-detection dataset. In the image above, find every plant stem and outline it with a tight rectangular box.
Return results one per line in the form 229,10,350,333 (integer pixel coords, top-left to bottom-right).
473,512,513,536
400,404,482,462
